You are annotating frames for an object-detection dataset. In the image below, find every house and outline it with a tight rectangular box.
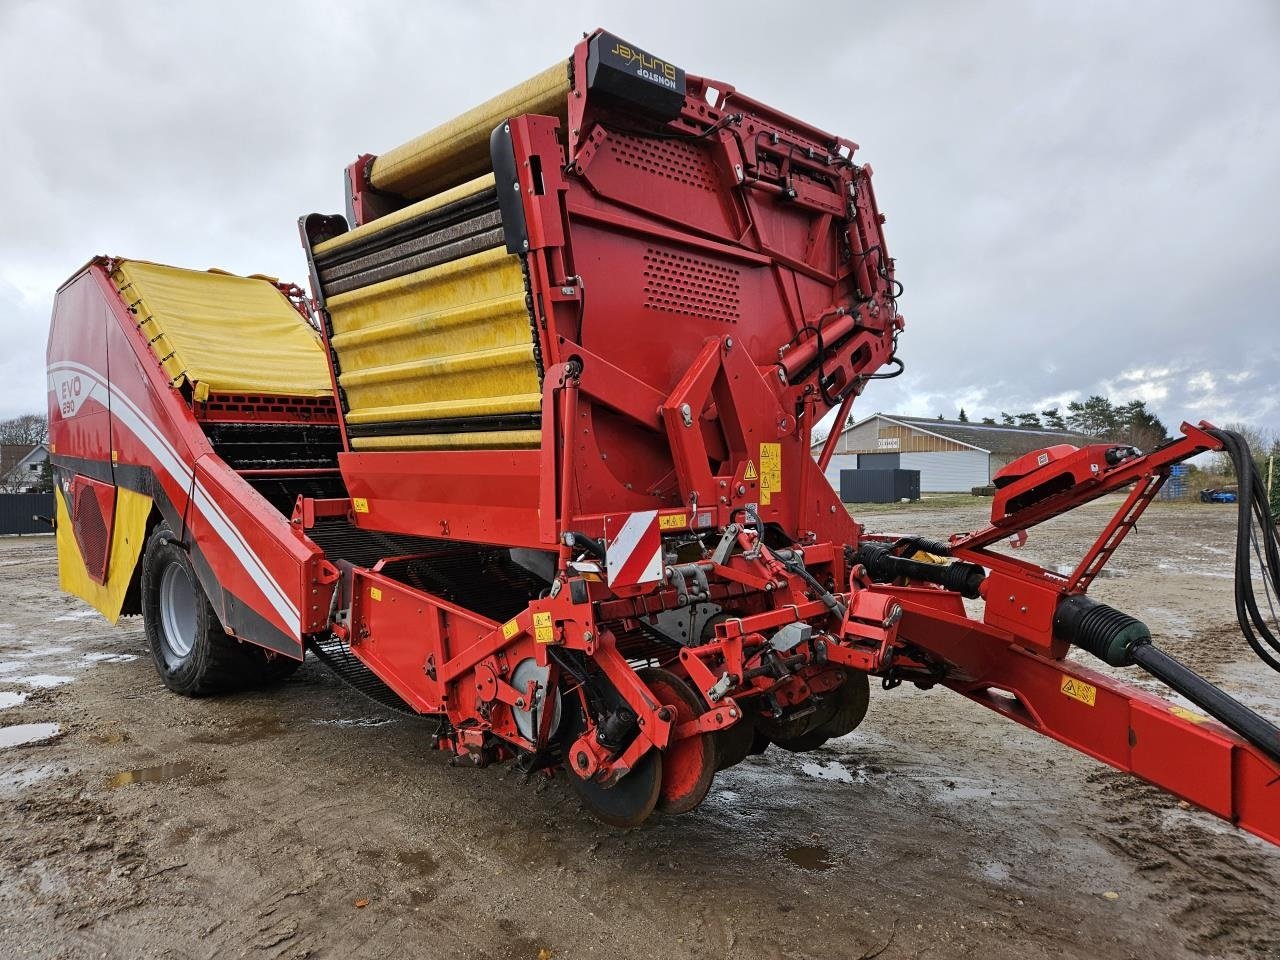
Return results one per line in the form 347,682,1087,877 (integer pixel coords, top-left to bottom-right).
813,414,1093,493
0,443,50,493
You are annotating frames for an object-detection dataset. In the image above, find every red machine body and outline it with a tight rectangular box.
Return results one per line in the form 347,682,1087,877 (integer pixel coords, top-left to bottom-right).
47,29,1280,840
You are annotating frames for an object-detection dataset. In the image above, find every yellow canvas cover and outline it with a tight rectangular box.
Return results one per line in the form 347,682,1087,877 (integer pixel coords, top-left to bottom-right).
111,260,332,398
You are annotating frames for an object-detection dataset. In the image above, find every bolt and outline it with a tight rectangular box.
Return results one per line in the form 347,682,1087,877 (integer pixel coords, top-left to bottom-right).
729,708,738,719
515,698,526,709
725,337,734,350
582,630,593,642
830,505,837,513
737,484,746,495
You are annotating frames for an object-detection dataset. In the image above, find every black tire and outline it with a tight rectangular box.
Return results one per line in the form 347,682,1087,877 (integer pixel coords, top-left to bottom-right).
141,523,300,696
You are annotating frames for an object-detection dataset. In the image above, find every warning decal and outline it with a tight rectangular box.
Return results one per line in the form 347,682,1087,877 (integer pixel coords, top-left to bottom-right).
502,619,519,640
1060,675,1097,706
759,443,781,505
533,611,555,644
1169,704,1209,725
743,460,758,480
352,497,369,513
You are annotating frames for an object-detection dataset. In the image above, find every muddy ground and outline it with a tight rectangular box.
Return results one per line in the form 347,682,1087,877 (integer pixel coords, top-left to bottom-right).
0,498,1277,960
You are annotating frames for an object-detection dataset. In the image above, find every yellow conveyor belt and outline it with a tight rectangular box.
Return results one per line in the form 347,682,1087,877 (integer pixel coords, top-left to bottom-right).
368,62,569,201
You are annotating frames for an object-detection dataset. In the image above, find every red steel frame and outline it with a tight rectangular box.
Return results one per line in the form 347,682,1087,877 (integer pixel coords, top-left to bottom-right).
49,29,1280,841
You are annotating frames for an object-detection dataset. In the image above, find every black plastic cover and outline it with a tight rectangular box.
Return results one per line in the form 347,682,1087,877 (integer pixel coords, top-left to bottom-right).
489,121,530,255
586,31,686,120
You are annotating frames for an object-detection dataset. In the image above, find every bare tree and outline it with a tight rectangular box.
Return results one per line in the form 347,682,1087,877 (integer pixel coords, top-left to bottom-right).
0,414,49,445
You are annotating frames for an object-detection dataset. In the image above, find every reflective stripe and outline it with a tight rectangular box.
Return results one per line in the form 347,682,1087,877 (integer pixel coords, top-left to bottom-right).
47,361,301,635
606,511,662,587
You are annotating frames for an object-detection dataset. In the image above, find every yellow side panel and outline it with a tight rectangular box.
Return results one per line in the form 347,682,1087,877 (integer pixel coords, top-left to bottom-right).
350,430,541,451
313,174,497,257
56,486,152,624
369,62,569,200
326,247,541,429
111,259,333,397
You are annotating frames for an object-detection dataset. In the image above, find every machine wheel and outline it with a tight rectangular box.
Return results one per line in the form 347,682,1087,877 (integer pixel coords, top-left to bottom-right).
757,691,839,753
814,671,870,740
714,713,756,771
767,671,871,752
639,667,718,814
141,523,299,696
562,697,662,828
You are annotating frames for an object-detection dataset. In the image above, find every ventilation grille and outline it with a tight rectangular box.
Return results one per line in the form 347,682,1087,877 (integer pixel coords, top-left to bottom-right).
606,134,718,192
196,392,339,424
642,249,741,324
73,485,110,584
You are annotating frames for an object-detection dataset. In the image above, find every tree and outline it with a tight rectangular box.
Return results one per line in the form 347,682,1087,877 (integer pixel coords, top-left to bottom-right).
1114,400,1170,452
958,408,969,423
1066,396,1119,437
1041,407,1066,430
1000,411,1015,426
1016,412,1042,429
0,414,48,445
1216,421,1277,480
981,417,996,425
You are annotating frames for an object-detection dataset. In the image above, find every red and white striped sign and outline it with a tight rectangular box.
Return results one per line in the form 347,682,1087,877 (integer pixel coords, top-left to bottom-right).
606,510,663,587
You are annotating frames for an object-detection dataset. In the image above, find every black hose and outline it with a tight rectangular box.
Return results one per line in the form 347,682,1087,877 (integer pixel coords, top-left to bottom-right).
1207,428,1280,673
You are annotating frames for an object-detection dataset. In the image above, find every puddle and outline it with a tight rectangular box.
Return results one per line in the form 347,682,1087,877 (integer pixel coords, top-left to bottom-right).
0,763,60,794
783,844,837,871
54,610,101,622
0,691,27,709
311,717,396,728
190,716,285,745
83,652,138,664
981,860,1012,883
15,675,75,689
800,760,857,784
0,661,20,674
107,761,196,788
0,723,62,748
1050,563,1125,579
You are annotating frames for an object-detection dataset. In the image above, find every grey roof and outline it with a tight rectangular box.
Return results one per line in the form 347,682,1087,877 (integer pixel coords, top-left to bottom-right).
879,415,1094,455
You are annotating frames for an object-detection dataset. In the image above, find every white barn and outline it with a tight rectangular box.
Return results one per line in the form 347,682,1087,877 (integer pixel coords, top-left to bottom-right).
813,414,1093,494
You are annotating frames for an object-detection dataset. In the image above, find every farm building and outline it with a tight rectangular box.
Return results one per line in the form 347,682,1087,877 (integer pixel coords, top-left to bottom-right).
814,414,1093,493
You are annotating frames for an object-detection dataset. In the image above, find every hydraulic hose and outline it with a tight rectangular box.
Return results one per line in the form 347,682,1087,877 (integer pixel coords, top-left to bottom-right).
1207,428,1280,674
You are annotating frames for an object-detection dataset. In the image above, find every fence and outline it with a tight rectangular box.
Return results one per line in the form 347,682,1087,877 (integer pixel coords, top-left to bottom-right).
0,493,55,535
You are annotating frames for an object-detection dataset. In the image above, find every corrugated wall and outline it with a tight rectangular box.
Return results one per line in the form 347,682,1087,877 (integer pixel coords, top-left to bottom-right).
900,451,990,492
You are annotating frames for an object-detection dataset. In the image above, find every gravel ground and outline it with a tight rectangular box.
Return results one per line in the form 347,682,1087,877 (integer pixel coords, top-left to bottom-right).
0,498,1277,959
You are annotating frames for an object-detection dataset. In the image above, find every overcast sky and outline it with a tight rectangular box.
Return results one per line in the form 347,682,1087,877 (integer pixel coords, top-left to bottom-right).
3,1,1277,434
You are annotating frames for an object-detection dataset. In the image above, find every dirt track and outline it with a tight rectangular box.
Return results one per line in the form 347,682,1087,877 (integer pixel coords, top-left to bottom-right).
1,499,1277,960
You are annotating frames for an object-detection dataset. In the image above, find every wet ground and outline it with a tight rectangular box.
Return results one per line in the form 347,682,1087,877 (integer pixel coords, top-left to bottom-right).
1,499,1277,959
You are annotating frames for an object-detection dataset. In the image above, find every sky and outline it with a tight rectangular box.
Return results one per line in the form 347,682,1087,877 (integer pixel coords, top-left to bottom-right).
3,0,1277,434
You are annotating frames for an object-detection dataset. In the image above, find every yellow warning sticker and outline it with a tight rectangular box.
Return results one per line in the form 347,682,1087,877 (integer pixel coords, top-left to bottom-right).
369,586,382,602
533,610,555,644
658,513,684,531
502,618,519,640
352,497,369,513
743,460,758,481
759,443,781,505
1170,705,1209,725
1060,675,1096,706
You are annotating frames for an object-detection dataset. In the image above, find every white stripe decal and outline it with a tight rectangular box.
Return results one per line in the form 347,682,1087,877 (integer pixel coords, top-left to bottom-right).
48,361,300,634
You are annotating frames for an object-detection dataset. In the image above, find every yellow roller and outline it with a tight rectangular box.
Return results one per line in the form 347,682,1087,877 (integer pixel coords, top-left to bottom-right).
313,174,497,258
369,62,570,201
350,430,541,451
325,245,540,439
111,259,332,398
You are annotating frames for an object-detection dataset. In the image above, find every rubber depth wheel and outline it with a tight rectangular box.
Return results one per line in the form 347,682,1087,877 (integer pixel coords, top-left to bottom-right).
563,698,662,829
814,671,870,740
757,691,840,753
639,667,718,815
142,523,300,696
714,713,756,770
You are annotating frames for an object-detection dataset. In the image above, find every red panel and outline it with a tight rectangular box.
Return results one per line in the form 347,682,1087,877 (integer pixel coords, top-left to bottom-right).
69,474,115,584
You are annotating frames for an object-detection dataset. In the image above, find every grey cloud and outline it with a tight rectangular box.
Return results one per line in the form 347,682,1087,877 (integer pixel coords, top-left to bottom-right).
3,0,1276,431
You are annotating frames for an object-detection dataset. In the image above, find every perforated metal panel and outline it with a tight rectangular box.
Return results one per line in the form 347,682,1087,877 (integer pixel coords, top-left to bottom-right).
70,475,114,584
642,249,741,324
606,133,717,191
